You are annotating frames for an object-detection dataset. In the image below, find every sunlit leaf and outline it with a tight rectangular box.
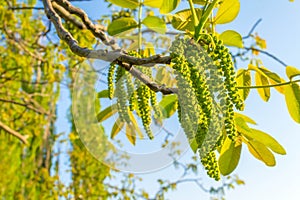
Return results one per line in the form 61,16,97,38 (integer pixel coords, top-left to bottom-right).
219,30,243,48
218,137,242,176
144,0,163,8
126,124,136,145
246,140,276,166
160,0,181,14
159,94,178,118
249,128,286,155
286,66,300,80
171,9,202,31
236,69,251,100
107,0,139,9
192,0,207,5
111,118,125,139
142,16,166,34
97,104,117,122
107,18,138,36
129,112,144,138
255,71,270,102
284,83,300,123
214,0,240,24
234,112,257,125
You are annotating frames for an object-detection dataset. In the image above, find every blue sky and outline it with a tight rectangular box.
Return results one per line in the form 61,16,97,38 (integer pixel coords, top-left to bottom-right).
52,0,300,199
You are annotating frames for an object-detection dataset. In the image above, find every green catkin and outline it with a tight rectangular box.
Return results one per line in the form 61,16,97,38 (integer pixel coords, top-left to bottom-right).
108,63,116,99
137,84,153,139
115,66,130,123
125,72,136,111
170,35,244,180
201,151,220,181
150,90,162,119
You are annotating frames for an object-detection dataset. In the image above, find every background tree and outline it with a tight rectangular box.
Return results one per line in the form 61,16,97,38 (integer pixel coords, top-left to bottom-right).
0,0,299,199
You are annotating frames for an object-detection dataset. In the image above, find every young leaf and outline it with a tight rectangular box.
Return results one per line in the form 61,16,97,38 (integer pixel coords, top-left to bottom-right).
255,71,270,102
189,138,198,153
284,83,300,123
111,118,125,139
218,137,242,176
214,0,240,24
107,0,139,9
236,69,251,100
246,140,276,166
259,67,281,83
249,128,286,155
234,112,257,125
107,18,138,36
171,9,202,32
286,66,300,80
97,90,109,98
144,0,163,8
219,30,243,48
128,112,144,139
159,94,178,118
142,16,166,34
126,124,136,145
97,104,118,122
192,0,207,5
160,0,181,14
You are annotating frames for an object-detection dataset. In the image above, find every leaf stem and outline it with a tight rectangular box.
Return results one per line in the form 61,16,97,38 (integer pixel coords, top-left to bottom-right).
195,0,219,41
237,79,300,89
138,1,143,53
187,0,199,28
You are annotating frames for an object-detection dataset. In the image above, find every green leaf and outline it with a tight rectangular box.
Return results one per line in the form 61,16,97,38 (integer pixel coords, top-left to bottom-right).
142,16,166,34
259,67,282,83
97,90,109,98
97,104,117,122
192,0,207,5
219,30,243,48
286,66,300,80
218,137,242,176
235,117,252,136
171,9,202,32
126,124,136,145
189,138,198,153
246,140,276,166
160,0,181,14
107,18,138,36
234,112,257,125
107,0,139,9
111,118,125,139
249,128,286,155
159,94,178,118
255,71,270,102
129,112,144,139
144,0,163,8
284,83,300,123
214,0,240,24
236,69,251,100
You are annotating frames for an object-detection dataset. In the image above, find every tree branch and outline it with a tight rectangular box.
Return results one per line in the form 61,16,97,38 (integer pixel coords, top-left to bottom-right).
0,121,28,144
53,0,118,49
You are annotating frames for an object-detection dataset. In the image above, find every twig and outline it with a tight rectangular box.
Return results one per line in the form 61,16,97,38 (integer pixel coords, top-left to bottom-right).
242,19,262,39
0,121,28,144
244,47,287,67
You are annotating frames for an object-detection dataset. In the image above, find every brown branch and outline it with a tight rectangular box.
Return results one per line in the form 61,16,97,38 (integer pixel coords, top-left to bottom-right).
52,1,86,29
0,121,28,144
53,0,119,49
